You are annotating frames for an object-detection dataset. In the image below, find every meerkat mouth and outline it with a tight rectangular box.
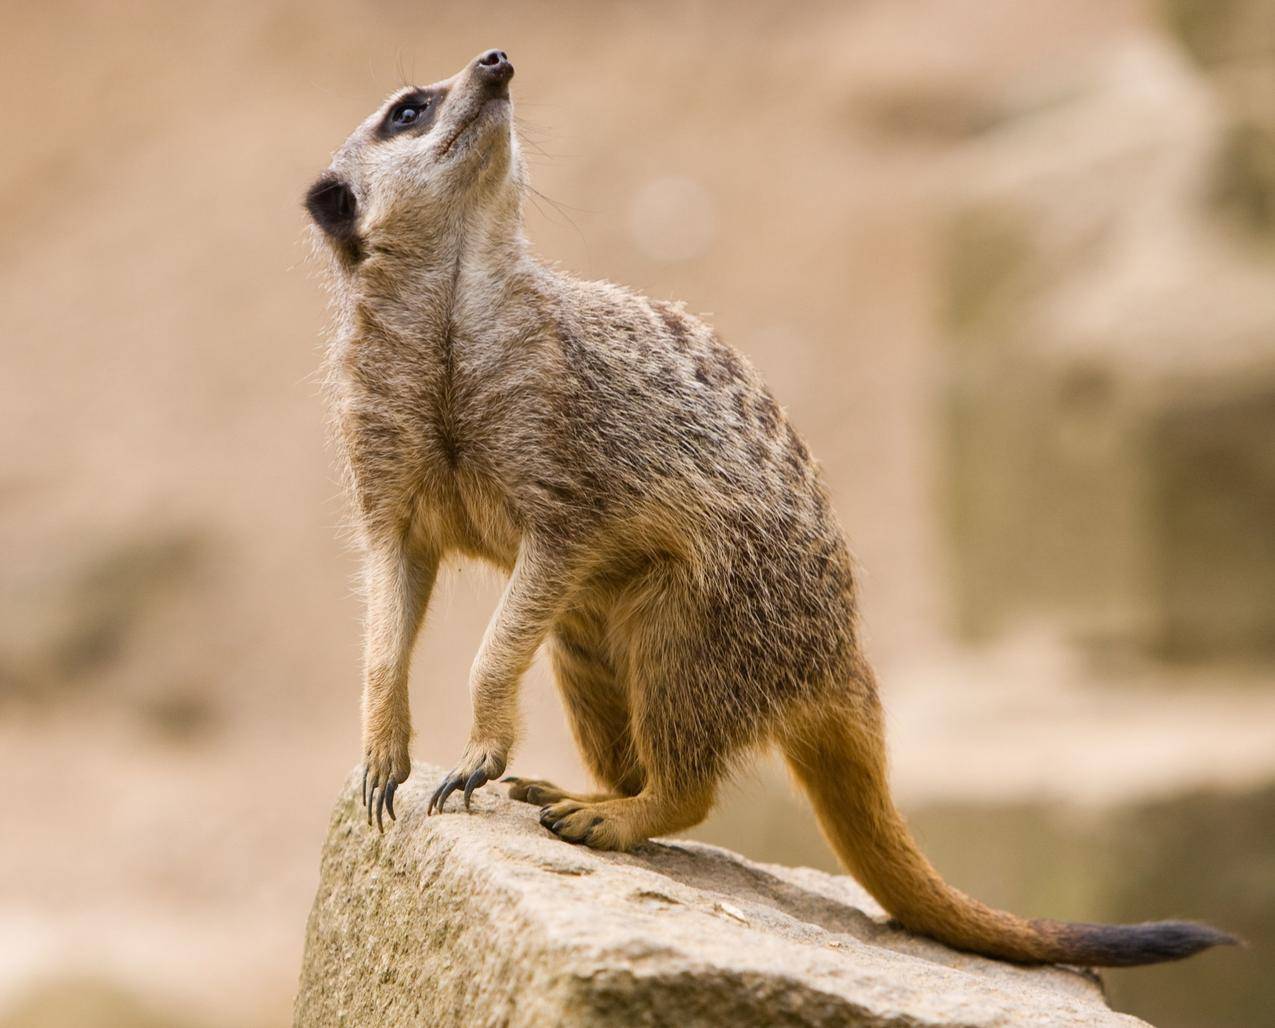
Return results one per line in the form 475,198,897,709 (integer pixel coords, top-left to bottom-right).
440,98,508,158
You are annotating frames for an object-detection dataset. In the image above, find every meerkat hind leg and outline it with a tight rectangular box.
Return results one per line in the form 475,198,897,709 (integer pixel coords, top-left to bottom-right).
506,610,646,809
538,573,725,849
539,779,715,851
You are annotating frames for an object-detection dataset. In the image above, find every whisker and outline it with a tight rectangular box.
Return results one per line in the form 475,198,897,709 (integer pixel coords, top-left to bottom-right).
526,184,598,216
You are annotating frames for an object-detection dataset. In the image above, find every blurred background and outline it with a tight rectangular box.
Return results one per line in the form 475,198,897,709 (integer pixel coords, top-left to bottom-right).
1,1,1272,1025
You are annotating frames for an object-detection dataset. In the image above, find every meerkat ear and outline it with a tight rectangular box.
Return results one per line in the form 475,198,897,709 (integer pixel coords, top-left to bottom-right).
305,174,363,261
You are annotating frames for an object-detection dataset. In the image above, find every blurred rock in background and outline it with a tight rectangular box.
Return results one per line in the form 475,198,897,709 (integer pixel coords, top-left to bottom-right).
0,978,202,1028
939,39,1275,660
1162,0,1275,244
0,2,1270,1027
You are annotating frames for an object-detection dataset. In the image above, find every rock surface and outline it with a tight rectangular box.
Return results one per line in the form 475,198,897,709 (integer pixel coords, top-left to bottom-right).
294,766,1145,1027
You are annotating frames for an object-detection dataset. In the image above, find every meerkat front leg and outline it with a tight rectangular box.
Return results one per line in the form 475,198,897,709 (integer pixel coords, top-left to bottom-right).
428,537,579,814
361,540,439,831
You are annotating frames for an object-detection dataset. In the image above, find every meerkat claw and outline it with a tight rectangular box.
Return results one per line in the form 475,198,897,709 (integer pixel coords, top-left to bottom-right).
539,805,604,845
362,766,369,807
428,773,461,815
376,784,390,832
384,780,397,821
462,769,488,811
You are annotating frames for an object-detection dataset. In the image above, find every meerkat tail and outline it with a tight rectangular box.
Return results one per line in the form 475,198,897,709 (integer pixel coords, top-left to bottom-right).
779,696,1238,967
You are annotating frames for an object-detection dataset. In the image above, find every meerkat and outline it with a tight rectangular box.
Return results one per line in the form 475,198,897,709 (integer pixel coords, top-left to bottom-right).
304,49,1235,966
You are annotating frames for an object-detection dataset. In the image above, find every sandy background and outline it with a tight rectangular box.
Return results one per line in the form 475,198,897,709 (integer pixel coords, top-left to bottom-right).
1,2,1271,1026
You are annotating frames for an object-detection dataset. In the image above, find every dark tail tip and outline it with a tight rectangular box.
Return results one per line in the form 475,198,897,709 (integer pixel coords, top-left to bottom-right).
1050,919,1241,967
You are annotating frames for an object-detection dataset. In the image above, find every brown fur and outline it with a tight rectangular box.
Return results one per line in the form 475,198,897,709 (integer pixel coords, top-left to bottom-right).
304,51,1236,967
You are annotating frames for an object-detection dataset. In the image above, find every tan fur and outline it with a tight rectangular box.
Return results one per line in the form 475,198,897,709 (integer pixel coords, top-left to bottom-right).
305,52,1234,967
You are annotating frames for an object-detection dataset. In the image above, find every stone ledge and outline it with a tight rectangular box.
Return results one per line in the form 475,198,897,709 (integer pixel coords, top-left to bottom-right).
293,765,1145,1027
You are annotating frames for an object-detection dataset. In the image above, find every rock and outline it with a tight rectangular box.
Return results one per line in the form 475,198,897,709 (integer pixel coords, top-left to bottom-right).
1159,0,1275,69
294,766,1144,1027
0,976,194,1028
1158,0,1275,239
938,40,1275,659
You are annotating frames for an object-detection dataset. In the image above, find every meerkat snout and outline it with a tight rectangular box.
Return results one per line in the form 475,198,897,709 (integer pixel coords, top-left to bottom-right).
474,49,514,97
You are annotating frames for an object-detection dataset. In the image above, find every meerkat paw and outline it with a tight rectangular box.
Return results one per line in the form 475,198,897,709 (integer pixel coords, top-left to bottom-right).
538,798,644,851
503,777,614,806
502,776,571,804
428,739,508,815
362,737,411,833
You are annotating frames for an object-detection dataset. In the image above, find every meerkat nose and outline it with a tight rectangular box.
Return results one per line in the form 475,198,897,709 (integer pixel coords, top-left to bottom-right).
475,49,514,94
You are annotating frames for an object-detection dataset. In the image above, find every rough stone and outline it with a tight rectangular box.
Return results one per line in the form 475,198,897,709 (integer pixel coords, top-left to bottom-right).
294,766,1145,1027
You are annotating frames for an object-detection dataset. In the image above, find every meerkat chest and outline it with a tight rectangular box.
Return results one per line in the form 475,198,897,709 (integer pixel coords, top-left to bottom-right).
333,324,532,563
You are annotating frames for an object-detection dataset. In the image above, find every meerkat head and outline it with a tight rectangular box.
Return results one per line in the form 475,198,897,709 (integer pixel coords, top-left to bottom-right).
304,49,521,267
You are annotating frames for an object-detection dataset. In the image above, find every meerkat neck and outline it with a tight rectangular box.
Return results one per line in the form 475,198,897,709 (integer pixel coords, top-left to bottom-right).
352,199,537,344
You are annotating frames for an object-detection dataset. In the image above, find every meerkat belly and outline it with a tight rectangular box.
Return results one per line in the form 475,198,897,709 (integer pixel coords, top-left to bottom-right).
443,463,522,568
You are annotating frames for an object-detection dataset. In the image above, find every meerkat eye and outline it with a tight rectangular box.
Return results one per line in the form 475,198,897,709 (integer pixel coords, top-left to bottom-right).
377,91,439,140
388,97,432,133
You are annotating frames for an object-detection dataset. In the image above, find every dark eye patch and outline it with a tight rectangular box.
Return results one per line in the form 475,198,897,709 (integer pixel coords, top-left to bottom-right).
377,88,440,141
